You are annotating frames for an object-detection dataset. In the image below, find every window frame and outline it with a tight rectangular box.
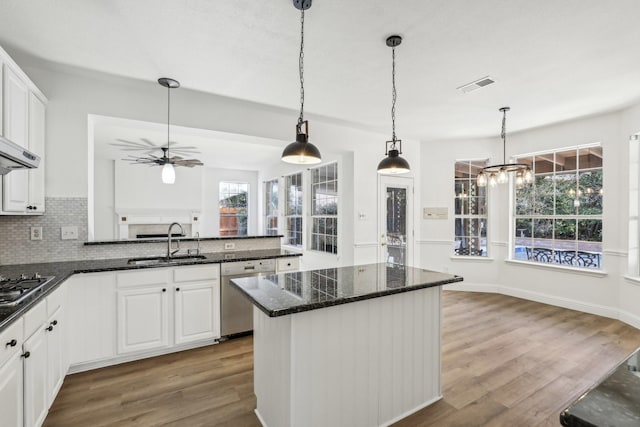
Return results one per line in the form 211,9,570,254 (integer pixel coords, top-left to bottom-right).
283,172,304,248
218,181,249,237
512,143,603,270
453,159,489,257
309,162,339,255
264,178,279,236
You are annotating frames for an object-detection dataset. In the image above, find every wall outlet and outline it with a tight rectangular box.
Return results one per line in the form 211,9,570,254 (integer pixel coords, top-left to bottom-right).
61,226,78,240
224,242,236,250
30,226,43,241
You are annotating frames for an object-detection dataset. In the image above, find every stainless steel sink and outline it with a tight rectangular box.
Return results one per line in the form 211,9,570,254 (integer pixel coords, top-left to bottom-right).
127,255,206,265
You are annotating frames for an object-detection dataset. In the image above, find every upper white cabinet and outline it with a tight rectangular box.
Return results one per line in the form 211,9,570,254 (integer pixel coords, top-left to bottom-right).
0,46,47,215
2,64,30,213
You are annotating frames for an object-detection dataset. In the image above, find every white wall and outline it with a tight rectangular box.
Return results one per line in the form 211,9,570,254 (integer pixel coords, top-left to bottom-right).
9,50,420,268
423,103,640,328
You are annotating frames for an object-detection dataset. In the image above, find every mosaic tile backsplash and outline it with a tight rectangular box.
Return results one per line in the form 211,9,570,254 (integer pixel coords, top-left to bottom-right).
0,198,280,265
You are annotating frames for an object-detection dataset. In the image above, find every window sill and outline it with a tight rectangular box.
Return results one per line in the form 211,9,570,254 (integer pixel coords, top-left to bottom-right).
623,275,640,286
450,256,494,262
505,259,608,277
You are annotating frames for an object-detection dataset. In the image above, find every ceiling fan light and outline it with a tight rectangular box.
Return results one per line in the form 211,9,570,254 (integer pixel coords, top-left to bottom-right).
162,163,175,184
377,149,410,174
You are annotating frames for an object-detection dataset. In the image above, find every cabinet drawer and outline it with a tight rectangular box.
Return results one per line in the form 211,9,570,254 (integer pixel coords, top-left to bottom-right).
23,299,46,339
173,264,220,283
47,283,66,317
117,268,169,288
0,318,23,366
277,257,300,272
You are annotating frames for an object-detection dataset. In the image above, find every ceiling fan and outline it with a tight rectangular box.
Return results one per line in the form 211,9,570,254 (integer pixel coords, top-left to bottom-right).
111,138,201,157
121,77,203,184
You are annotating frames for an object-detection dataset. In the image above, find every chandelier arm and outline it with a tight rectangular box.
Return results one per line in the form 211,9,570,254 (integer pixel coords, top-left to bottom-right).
391,45,397,146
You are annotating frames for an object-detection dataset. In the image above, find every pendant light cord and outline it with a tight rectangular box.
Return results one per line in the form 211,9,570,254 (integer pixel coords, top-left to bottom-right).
167,84,171,159
391,45,397,145
298,9,305,127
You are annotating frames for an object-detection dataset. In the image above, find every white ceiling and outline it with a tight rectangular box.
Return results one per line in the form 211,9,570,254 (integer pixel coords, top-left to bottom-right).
1,0,639,140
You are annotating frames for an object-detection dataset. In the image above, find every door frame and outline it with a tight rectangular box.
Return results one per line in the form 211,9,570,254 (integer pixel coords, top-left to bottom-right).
377,175,414,266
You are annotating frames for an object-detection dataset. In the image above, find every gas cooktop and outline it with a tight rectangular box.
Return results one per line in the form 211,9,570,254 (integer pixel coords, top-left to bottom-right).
0,274,55,307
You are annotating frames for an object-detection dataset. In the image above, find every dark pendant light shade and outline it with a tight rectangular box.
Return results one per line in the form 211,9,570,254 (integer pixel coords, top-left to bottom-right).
282,0,321,164
377,35,410,175
377,147,410,174
282,121,321,164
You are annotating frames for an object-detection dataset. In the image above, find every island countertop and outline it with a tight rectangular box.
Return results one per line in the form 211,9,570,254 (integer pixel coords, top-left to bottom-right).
231,262,463,317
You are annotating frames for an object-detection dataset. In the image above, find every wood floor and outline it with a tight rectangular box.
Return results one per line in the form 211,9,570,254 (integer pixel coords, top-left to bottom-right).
44,291,640,427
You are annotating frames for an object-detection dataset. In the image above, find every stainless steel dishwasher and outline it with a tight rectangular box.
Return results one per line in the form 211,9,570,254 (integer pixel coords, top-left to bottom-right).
221,259,276,337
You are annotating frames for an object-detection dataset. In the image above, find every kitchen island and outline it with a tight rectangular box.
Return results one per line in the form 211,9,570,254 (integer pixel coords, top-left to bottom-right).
231,263,463,427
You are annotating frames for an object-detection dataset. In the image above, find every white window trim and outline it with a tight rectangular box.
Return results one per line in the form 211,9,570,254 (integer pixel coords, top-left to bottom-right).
309,161,339,256
454,158,489,258
282,172,304,250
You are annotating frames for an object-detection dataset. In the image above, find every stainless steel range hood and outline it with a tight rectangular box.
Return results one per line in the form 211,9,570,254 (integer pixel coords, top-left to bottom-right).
0,135,40,175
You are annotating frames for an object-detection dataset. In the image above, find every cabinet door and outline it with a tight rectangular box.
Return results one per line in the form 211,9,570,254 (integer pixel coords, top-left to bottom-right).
28,92,45,212
2,64,29,212
117,287,169,354
46,306,65,405
0,351,23,427
174,282,218,345
67,273,116,366
23,328,48,427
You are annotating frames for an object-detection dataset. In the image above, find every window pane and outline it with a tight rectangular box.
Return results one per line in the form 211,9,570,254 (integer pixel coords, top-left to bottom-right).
579,146,602,169
219,181,248,236
310,163,338,254
554,172,577,215
578,170,603,215
453,159,488,257
554,218,576,241
555,150,577,172
533,219,553,239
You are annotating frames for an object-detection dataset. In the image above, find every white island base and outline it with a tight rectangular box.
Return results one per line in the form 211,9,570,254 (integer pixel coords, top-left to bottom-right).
252,286,442,427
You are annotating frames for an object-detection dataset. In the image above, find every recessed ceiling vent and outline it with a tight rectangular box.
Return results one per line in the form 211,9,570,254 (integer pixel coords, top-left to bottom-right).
457,76,496,93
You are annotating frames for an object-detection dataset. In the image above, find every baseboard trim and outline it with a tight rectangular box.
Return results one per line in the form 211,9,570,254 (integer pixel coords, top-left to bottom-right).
254,409,268,427
381,395,443,427
68,339,218,374
445,282,634,326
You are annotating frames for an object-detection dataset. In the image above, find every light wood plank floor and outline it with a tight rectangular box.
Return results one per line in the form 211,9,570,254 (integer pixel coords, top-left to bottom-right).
44,291,640,427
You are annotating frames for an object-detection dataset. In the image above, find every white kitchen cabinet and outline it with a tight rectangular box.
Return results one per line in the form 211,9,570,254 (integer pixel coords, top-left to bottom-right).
0,351,23,427
117,286,170,354
173,264,220,345
45,306,65,405
2,63,30,213
68,273,116,366
276,256,300,272
23,327,48,427
27,92,45,212
0,318,24,427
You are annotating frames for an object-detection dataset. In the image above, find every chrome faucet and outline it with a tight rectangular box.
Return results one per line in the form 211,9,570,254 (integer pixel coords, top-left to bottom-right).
167,222,184,258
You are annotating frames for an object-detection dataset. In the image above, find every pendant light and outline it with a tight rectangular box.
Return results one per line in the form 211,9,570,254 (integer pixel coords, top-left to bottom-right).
159,77,179,184
476,107,533,188
281,0,321,165
377,35,410,175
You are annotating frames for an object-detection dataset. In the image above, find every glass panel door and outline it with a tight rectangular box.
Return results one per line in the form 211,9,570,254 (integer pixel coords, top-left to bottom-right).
379,176,413,266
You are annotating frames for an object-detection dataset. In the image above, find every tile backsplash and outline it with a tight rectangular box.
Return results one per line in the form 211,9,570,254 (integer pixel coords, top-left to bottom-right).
0,198,280,265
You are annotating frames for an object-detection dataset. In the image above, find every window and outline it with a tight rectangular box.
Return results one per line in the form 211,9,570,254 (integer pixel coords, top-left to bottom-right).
264,179,278,236
284,173,303,247
310,163,338,254
219,182,248,236
513,145,603,269
454,160,488,256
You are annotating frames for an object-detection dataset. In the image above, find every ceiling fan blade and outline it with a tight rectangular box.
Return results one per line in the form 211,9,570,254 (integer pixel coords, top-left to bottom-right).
140,138,159,147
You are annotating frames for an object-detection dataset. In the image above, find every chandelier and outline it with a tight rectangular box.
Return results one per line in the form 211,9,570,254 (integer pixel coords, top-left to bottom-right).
477,107,532,188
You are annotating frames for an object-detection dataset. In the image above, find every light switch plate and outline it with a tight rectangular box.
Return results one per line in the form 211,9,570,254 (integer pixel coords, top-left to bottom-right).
30,226,43,241
423,207,448,220
61,226,78,240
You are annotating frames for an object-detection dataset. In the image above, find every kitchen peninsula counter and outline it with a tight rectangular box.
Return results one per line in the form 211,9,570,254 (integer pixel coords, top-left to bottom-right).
231,263,462,427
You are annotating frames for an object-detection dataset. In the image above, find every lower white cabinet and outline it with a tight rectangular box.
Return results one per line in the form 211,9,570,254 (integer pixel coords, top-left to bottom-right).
46,306,66,404
116,264,220,356
0,317,24,427
23,327,48,427
174,282,217,345
117,286,170,354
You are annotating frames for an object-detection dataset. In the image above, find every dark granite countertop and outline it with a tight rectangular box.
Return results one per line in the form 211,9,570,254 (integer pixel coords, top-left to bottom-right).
560,347,640,426
85,235,283,246
0,249,300,332
231,262,463,317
